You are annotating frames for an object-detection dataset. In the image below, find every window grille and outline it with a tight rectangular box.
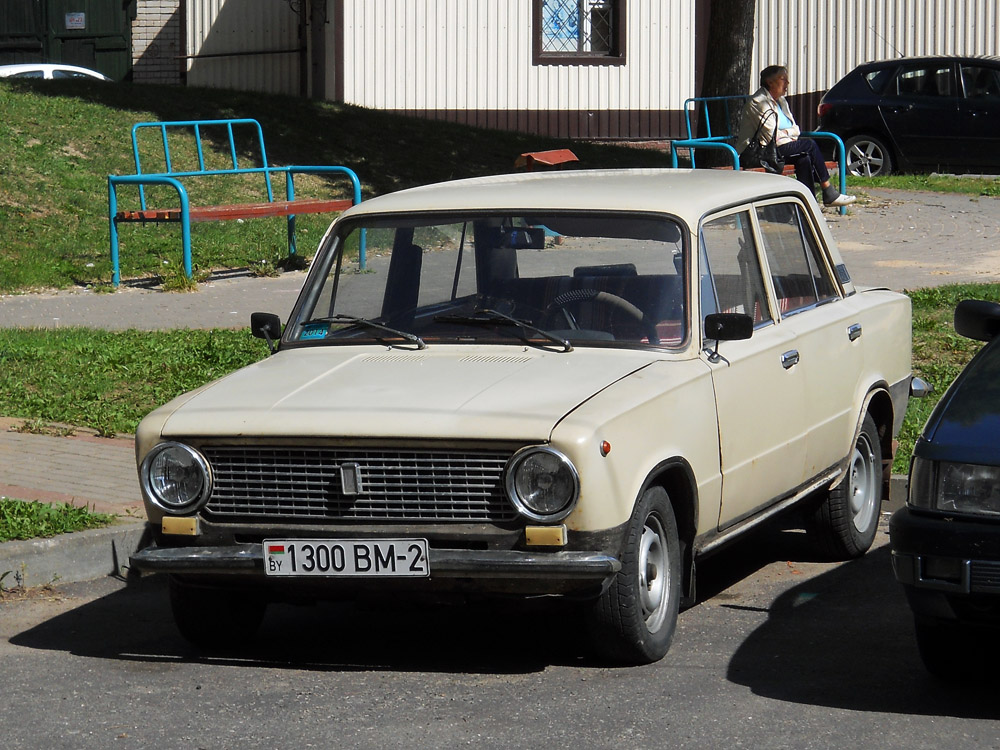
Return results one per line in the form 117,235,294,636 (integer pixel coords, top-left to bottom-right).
541,0,617,55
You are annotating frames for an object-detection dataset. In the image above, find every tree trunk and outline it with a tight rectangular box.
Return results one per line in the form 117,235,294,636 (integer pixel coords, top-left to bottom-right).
696,0,758,165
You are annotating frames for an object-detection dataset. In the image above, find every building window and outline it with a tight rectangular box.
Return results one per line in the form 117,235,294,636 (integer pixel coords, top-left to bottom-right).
534,0,625,66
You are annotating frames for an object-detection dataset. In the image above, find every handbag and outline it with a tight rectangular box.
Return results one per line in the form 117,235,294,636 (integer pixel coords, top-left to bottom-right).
739,109,785,174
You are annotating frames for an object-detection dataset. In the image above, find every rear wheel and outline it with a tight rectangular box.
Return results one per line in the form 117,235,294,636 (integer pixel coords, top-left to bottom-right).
169,576,267,650
588,486,681,664
808,413,882,560
845,135,894,177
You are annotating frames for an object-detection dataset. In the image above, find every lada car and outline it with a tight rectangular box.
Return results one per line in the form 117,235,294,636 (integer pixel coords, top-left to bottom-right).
890,299,1000,679
131,169,916,664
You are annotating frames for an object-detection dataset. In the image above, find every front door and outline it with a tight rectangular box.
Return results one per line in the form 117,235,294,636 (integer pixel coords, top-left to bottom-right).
701,208,807,529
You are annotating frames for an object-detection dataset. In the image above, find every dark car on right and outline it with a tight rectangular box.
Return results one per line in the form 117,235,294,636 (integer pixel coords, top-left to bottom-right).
817,56,1000,177
890,299,1000,679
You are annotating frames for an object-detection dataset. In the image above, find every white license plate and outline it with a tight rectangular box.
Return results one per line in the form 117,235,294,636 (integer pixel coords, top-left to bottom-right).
263,538,429,577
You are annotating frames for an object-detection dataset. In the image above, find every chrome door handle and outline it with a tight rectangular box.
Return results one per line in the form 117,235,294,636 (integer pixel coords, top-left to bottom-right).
781,350,800,369
848,323,863,341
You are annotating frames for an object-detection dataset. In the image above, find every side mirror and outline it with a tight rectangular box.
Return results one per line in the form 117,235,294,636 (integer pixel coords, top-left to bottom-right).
251,312,283,354
954,299,1000,342
705,312,753,342
704,312,753,364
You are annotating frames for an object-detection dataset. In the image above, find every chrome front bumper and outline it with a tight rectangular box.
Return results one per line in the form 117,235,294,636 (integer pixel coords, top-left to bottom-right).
131,544,621,581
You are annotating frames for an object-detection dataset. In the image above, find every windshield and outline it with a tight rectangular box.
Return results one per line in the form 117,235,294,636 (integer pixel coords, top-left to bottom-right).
287,212,688,349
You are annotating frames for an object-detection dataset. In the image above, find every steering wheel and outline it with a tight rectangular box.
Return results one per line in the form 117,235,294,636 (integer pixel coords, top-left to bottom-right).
542,289,659,345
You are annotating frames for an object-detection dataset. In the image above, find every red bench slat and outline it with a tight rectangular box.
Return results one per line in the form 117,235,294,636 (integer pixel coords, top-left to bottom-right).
116,198,355,223
714,161,839,176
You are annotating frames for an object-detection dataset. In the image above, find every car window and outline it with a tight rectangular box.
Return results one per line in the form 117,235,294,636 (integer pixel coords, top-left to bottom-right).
756,202,838,316
9,70,44,78
961,64,1000,99
701,211,771,326
894,64,954,97
865,67,896,94
290,212,688,349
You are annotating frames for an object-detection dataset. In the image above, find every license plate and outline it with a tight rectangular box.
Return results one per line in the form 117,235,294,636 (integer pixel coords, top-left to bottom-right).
263,538,429,578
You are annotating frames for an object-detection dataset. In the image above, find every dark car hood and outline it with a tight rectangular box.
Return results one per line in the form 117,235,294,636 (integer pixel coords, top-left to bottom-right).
919,337,1000,466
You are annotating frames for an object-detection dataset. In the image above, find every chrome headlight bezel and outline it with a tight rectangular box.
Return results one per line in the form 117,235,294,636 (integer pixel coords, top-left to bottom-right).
909,456,1000,518
505,446,580,522
140,442,213,514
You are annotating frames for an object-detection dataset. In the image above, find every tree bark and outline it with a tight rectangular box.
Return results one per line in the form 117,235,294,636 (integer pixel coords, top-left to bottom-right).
696,0,758,164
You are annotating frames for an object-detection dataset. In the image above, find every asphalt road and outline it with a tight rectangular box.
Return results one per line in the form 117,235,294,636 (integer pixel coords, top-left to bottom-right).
2,522,999,749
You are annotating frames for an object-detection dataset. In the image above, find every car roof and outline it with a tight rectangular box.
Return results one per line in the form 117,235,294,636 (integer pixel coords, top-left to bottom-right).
340,169,815,226
0,63,110,80
855,54,1000,70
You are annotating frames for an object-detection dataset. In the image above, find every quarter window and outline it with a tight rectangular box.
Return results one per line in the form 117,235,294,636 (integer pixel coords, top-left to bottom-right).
756,202,837,316
534,0,625,66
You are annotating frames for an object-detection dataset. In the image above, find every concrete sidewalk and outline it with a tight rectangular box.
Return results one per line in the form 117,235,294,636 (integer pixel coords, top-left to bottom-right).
1,186,997,588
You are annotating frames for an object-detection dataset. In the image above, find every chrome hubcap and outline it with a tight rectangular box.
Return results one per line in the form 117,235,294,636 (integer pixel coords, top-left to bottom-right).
637,517,669,632
849,433,878,532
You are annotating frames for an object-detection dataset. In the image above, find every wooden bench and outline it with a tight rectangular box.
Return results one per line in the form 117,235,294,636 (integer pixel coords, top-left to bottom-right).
107,118,364,286
668,95,848,214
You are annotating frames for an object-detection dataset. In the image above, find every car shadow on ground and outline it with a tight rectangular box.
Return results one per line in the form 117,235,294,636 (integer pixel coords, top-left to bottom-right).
719,536,1000,718
8,574,593,675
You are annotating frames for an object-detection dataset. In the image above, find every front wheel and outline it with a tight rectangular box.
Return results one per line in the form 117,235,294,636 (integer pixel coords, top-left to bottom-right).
587,486,681,664
845,134,894,177
808,413,883,560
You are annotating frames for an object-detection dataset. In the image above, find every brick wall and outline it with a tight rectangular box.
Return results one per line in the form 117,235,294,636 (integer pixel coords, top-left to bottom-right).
132,0,183,84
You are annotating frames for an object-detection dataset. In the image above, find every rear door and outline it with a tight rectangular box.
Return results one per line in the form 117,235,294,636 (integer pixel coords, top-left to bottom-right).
880,61,963,167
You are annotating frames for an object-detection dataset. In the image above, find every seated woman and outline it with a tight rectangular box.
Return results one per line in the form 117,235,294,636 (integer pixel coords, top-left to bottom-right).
735,65,855,208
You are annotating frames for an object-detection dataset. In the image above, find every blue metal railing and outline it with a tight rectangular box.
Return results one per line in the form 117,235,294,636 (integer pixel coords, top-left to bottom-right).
670,96,848,215
108,118,364,286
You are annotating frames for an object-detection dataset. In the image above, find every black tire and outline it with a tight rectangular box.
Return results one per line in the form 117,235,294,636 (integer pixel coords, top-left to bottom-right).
845,134,894,178
588,486,681,664
808,413,882,560
169,576,267,650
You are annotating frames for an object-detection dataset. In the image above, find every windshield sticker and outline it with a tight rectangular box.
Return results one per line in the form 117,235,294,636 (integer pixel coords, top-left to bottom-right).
300,323,329,340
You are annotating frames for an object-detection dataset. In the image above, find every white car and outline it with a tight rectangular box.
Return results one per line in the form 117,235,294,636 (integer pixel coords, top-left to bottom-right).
131,169,917,664
0,63,111,81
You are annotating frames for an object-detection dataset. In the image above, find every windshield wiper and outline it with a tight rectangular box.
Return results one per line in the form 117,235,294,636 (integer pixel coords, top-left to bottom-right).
435,309,572,352
305,315,427,350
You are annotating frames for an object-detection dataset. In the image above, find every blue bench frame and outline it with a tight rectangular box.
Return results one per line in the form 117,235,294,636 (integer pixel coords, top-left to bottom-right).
108,118,365,286
669,95,849,215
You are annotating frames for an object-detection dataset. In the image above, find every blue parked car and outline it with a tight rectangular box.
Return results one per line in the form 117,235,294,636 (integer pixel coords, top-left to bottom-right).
890,299,1000,678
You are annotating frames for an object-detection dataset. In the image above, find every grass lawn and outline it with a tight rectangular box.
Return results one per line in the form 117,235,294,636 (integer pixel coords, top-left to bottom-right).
0,497,116,545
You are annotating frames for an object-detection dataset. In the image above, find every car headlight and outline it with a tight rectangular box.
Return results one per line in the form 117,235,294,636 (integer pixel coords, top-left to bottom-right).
141,442,212,514
505,447,579,522
909,456,1000,518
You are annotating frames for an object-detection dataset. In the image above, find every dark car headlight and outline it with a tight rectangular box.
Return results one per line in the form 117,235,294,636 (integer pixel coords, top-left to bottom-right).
909,456,1000,518
141,442,212,514
505,447,579,522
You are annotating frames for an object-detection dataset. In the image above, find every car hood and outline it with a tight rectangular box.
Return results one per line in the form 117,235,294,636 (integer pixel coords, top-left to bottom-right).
921,338,1000,466
154,345,662,442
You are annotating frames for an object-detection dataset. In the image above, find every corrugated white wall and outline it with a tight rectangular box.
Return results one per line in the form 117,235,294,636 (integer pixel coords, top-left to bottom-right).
754,0,1000,100
338,0,695,113
186,0,300,94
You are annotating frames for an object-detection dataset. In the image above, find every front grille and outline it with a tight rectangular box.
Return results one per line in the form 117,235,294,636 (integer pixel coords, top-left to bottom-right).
202,446,517,524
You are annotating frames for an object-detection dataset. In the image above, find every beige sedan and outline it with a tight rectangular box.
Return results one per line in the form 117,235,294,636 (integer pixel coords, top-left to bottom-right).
131,169,916,664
